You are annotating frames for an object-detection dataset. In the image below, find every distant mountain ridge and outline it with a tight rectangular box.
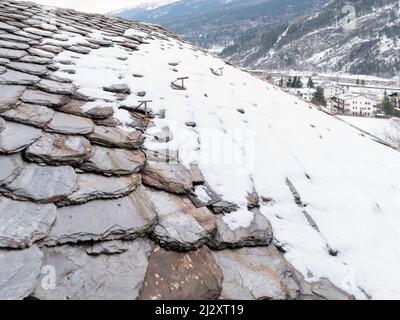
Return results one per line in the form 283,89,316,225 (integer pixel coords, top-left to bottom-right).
224,0,400,77
109,0,180,15
111,0,330,52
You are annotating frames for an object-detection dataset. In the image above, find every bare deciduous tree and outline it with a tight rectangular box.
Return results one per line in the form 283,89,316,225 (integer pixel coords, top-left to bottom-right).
383,118,400,150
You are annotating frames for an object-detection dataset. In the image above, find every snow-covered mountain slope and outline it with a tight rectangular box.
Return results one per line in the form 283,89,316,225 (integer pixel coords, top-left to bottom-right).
109,0,180,15
223,0,400,77
60,14,400,300
113,0,330,53
114,0,400,78
1,0,400,300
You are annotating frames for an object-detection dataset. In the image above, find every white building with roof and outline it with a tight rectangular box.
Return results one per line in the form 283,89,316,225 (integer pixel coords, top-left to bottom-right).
334,93,379,117
289,88,316,102
323,83,346,99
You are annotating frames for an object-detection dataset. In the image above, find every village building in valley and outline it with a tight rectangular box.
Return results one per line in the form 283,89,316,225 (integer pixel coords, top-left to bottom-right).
323,82,345,99
333,93,379,117
287,84,380,118
288,88,316,102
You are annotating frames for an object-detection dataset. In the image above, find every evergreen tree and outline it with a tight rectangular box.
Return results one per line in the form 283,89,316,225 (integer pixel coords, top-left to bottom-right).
295,76,303,88
307,77,315,88
311,87,327,106
382,90,395,116
279,77,284,87
292,76,298,88
287,76,292,88
288,76,303,88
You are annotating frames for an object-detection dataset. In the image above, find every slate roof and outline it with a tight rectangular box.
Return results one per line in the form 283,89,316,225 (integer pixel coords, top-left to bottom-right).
0,0,353,300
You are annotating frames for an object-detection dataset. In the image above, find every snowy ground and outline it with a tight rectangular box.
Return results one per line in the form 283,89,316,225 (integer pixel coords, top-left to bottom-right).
53,27,400,300
338,116,400,148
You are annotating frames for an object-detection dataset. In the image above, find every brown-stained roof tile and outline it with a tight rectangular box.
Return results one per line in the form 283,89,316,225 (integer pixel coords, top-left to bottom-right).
20,89,70,107
1,102,54,128
45,111,94,134
43,188,157,246
3,163,78,203
88,125,143,149
80,145,145,176
25,132,92,165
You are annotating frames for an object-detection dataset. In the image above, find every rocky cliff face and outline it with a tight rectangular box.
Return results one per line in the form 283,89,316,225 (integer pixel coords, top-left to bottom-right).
0,0,352,300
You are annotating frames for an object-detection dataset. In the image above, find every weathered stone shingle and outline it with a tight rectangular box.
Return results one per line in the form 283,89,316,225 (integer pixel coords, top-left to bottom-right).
32,239,151,300
1,103,54,128
80,145,145,176
44,190,157,246
0,120,41,153
4,163,78,203
88,125,143,149
45,111,94,135
0,197,57,248
20,89,70,107
59,172,141,205
0,245,43,300
146,188,216,251
6,61,49,76
0,153,24,186
0,69,40,85
0,84,25,112
25,132,92,165
0,48,26,60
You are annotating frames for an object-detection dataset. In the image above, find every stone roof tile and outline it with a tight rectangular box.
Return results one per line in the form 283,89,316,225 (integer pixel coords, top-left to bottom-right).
0,84,25,112
0,196,57,248
1,102,54,128
0,153,24,186
146,188,217,251
32,239,151,300
80,145,145,176
139,245,223,300
25,132,92,165
0,245,42,300
59,172,141,206
142,161,195,194
45,111,94,135
88,125,143,149
44,189,157,246
4,163,78,203
20,89,70,107
0,68,40,85
6,61,49,76
0,120,41,153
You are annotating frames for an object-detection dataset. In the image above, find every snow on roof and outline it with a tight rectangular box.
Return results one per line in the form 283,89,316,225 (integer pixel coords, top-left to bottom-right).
337,92,379,102
291,88,316,93
322,82,342,88
337,93,358,99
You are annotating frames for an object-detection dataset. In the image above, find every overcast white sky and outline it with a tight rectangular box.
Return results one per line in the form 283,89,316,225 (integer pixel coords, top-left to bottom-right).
21,0,160,14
